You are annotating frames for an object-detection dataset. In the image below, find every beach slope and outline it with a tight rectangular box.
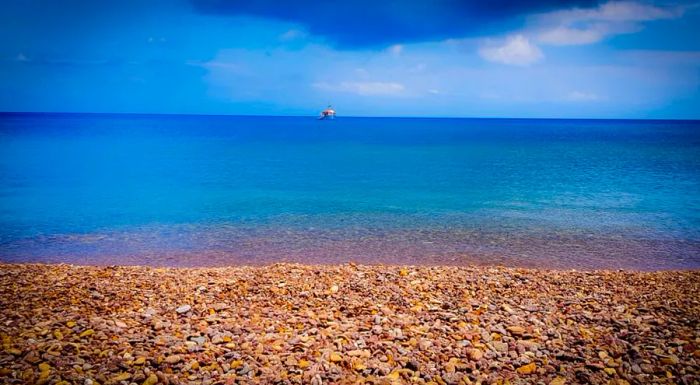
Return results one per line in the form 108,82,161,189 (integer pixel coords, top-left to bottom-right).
0,263,698,384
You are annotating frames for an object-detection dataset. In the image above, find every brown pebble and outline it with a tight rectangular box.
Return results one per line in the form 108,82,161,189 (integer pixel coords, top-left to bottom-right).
0,263,696,384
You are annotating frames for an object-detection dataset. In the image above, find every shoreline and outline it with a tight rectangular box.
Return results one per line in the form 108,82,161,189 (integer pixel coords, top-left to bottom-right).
1,263,698,384
4,223,698,271
3,261,700,273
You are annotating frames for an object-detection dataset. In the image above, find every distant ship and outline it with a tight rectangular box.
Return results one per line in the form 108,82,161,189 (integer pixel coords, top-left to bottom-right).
318,105,336,120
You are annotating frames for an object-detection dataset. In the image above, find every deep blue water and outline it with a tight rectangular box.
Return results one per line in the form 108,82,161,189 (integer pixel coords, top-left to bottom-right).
1,113,699,269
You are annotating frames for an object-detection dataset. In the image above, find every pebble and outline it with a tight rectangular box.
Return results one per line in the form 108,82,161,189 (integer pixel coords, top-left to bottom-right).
175,305,191,314
549,377,566,385
467,348,484,361
329,352,342,362
516,362,537,374
143,373,158,385
165,355,181,364
493,341,509,353
114,320,127,328
0,263,697,384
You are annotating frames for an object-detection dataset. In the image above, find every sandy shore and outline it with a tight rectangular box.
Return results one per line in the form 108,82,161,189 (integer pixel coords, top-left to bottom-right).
0,263,698,384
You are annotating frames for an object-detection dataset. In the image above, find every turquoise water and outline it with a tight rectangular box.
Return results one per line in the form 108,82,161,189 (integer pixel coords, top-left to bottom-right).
1,113,699,269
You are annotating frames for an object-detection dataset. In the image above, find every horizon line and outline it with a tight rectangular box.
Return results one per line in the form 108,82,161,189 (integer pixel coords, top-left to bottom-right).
1,110,698,122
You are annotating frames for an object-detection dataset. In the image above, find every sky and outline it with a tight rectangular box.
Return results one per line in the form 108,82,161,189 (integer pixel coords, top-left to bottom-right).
1,0,699,118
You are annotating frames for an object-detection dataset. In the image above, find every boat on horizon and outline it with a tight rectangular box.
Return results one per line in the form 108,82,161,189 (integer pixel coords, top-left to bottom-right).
318,105,336,120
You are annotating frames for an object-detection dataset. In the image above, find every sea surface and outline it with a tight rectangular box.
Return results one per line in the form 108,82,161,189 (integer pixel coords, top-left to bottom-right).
1,113,699,270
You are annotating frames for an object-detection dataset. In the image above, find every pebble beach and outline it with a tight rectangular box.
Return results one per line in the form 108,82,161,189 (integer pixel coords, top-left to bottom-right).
0,263,698,384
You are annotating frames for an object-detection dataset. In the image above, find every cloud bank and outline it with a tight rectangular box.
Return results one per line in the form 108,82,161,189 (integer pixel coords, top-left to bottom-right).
532,1,686,45
190,0,602,48
479,35,544,66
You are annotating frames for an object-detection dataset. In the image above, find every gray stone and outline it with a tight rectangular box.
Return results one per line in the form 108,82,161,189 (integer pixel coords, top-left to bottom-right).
176,304,192,314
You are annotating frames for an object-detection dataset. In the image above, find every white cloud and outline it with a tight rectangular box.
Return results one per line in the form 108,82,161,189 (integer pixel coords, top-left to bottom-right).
592,1,680,21
478,35,543,66
314,81,406,96
15,53,29,62
566,91,601,101
280,29,307,41
537,25,608,46
534,1,685,46
388,44,403,56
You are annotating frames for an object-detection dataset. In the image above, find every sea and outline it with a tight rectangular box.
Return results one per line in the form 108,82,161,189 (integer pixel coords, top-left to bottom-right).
1,113,699,270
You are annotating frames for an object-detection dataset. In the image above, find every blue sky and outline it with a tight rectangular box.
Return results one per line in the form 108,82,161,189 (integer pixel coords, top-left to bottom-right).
1,0,699,118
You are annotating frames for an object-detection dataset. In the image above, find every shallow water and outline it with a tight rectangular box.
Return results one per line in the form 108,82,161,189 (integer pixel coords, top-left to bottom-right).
1,113,699,269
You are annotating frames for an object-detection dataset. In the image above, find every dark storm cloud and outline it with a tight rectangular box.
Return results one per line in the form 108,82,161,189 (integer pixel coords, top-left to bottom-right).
190,0,602,47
